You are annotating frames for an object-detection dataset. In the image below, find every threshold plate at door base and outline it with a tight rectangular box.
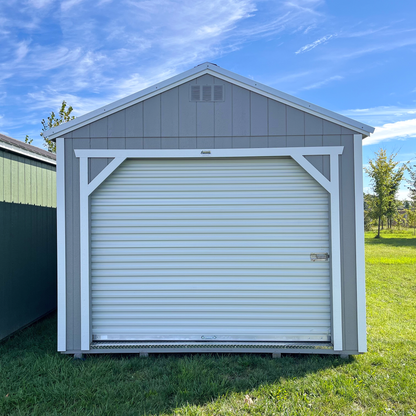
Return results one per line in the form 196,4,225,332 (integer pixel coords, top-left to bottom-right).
90,341,334,350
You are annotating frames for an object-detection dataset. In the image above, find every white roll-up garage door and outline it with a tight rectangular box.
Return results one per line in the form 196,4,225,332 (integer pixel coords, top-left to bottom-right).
90,157,331,342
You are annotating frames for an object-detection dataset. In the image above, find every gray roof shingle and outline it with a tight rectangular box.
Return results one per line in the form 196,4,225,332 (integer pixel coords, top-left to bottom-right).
0,133,56,161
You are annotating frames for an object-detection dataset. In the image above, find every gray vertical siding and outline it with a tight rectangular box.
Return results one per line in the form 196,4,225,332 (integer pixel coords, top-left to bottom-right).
62,75,360,353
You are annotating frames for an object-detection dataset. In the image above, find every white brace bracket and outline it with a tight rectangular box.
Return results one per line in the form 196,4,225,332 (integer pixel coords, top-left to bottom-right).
75,146,344,352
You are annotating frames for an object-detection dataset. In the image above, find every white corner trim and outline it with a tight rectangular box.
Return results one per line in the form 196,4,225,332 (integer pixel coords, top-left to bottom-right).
354,134,367,353
0,141,56,165
56,138,66,352
75,146,344,351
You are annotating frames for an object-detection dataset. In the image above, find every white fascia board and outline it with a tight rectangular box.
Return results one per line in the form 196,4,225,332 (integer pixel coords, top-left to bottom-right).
56,138,66,352
46,63,374,140
0,141,56,165
354,134,367,353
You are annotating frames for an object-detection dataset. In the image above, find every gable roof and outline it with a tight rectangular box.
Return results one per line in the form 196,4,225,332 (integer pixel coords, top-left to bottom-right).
0,133,56,165
46,62,374,140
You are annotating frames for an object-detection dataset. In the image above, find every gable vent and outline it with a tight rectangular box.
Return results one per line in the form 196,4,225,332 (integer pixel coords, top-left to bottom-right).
202,85,212,101
214,85,224,101
190,85,224,102
190,85,201,101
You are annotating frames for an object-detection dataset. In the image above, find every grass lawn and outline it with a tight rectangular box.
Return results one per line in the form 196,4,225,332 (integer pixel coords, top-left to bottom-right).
1,231,415,415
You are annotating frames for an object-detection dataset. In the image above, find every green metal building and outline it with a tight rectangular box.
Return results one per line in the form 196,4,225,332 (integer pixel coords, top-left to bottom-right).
0,133,57,341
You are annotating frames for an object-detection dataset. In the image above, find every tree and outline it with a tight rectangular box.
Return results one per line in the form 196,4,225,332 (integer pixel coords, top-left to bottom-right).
407,209,416,235
394,211,405,230
41,101,75,153
364,149,407,238
408,163,416,205
24,135,33,144
364,193,374,231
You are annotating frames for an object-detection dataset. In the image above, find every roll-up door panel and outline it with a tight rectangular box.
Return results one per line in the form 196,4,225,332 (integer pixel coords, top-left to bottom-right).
90,157,331,342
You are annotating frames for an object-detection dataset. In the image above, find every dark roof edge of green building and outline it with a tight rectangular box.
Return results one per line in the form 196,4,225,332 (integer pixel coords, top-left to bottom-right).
0,133,56,165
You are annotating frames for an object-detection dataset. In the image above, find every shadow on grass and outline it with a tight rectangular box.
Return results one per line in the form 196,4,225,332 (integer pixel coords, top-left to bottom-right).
0,312,352,416
365,236,416,248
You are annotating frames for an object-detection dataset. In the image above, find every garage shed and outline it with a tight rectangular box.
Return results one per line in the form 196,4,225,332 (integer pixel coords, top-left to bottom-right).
47,63,374,356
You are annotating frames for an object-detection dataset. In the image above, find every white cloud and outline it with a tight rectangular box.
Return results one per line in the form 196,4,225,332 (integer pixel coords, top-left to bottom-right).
341,105,416,128
364,118,416,146
295,34,333,54
344,106,416,117
0,0,328,137
303,24,316,34
364,186,411,201
26,0,54,8
15,0,325,111
26,90,108,116
15,40,31,62
342,26,390,38
397,189,411,201
300,75,343,90
320,37,416,61
284,0,324,16
61,0,84,12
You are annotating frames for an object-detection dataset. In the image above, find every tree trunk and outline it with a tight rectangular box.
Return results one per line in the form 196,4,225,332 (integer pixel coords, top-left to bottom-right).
377,216,381,238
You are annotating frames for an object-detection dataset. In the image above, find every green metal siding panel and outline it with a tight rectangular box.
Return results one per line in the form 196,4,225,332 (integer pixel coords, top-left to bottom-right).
42,165,47,207
47,168,51,207
0,151,56,207
30,160,37,205
24,161,31,205
0,201,57,340
11,154,18,203
36,161,42,206
52,166,57,208
18,155,25,204
3,152,11,202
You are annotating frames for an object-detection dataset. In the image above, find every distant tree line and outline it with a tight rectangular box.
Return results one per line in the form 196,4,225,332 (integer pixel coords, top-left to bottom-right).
365,149,416,237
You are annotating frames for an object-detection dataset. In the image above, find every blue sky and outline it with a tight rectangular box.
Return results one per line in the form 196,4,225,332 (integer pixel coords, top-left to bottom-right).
1,0,415,198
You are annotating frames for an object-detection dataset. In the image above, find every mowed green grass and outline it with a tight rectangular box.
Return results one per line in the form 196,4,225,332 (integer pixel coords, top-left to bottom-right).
0,231,415,415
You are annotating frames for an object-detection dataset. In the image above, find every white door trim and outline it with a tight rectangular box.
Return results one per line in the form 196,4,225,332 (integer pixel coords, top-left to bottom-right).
75,146,344,351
